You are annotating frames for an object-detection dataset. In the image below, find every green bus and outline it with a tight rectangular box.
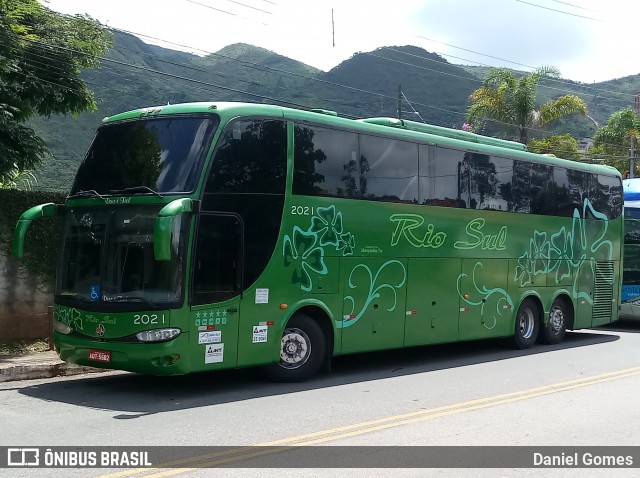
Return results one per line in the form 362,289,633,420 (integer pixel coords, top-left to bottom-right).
13,102,623,381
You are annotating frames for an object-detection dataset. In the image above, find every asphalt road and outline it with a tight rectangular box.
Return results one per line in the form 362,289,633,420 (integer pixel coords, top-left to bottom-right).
2,320,640,478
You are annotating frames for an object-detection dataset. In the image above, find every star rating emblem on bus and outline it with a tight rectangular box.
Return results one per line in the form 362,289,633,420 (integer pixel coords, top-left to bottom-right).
194,309,228,327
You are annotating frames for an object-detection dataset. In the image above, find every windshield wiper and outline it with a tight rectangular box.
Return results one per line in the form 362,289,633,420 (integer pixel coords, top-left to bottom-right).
108,186,163,197
68,189,105,199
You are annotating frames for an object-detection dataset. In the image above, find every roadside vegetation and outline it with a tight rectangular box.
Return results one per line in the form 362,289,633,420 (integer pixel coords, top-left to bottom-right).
0,339,49,355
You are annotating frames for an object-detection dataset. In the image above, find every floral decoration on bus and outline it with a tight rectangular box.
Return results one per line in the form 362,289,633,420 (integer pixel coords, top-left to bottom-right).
310,205,355,254
458,198,613,322
340,260,407,329
283,205,355,291
514,198,612,300
457,262,513,330
55,305,84,331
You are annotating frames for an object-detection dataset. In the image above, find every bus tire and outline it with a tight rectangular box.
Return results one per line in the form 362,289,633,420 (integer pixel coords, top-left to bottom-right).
540,298,568,345
265,314,326,382
512,298,540,349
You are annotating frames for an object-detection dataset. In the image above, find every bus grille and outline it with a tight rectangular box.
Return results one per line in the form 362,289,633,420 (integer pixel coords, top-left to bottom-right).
593,261,614,321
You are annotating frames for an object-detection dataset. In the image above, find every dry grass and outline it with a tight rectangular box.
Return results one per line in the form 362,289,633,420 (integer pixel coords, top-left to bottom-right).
0,339,50,355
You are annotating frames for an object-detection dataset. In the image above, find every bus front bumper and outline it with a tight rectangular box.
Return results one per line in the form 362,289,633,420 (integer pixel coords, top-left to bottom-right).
53,331,191,375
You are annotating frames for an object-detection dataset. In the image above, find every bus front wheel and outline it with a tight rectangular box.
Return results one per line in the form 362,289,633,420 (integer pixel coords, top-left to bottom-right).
265,314,326,382
512,298,540,349
540,298,568,345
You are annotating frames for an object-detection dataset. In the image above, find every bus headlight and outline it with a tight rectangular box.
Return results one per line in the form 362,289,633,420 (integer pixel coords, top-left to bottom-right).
53,319,72,335
136,328,181,343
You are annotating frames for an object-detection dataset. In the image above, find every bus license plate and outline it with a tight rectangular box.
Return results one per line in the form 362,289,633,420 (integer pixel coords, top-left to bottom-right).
88,350,111,362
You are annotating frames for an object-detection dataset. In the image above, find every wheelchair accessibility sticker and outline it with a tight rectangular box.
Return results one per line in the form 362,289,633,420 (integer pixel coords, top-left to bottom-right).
90,285,101,302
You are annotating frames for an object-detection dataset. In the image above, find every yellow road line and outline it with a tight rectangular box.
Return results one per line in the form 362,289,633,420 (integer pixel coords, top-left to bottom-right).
96,365,640,478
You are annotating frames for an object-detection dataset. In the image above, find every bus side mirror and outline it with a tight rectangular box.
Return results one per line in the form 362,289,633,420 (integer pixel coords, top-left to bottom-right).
12,203,59,259
154,198,193,261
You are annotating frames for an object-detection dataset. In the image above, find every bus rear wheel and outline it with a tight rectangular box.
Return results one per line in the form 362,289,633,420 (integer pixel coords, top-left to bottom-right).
512,298,540,349
540,298,568,345
265,314,326,382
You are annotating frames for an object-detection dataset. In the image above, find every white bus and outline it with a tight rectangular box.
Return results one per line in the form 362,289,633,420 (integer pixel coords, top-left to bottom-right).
621,178,640,319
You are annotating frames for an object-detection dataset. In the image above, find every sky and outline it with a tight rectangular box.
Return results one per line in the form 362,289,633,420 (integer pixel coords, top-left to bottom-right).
42,0,640,84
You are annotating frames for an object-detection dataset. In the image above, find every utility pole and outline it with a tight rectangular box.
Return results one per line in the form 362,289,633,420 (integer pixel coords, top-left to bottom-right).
397,85,402,120
631,135,637,178
331,9,335,47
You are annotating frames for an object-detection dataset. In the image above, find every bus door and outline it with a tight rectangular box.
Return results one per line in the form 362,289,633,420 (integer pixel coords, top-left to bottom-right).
190,213,243,370
404,258,461,346
340,257,407,354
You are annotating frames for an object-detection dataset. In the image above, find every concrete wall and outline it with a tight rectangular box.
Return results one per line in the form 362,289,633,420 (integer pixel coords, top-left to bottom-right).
0,252,52,341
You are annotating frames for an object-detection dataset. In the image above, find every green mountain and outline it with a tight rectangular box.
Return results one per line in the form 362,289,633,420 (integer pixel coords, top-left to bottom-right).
29,31,640,191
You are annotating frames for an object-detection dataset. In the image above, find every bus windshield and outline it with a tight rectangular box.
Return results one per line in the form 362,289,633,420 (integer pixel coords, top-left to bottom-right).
71,115,218,195
56,205,189,308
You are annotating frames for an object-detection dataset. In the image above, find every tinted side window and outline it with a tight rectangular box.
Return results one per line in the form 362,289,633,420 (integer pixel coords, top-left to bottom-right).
459,153,513,210
551,167,578,217
293,124,359,197
202,119,286,293
567,169,589,211
359,135,418,203
510,161,531,213
529,163,554,215
192,215,242,305
625,207,640,243
206,119,286,195
593,174,622,219
493,156,514,211
419,145,465,207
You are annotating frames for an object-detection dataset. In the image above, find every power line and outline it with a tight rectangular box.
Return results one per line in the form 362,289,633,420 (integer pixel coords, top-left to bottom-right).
13,57,633,177
9,12,637,156
367,47,631,115
40,0,640,101
18,35,376,118
184,0,269,25
15,32,629,153
549,0,603,14
411,34,636,103
110,22,634,120
5,7,635,189
514,0,602,21
103,27,425,116
55,6,637,111
221,0,273,15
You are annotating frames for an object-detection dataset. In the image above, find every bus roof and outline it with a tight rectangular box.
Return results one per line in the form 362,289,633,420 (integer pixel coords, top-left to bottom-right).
624,178,640,203
358,117,527,152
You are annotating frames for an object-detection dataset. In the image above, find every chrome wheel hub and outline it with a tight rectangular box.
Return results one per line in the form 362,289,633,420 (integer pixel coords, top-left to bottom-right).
518,308,535,339
279,327,310,369
549,306,564,332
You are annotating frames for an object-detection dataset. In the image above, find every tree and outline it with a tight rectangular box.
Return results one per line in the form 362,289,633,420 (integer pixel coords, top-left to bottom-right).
589,108,640,176
528,134,581,161
466,66,587,144
0,164,36,190
0,0,111,185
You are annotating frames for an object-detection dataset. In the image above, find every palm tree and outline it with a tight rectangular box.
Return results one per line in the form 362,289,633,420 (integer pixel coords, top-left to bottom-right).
0,164,37,190
466,66,587,144
590,108,640,175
